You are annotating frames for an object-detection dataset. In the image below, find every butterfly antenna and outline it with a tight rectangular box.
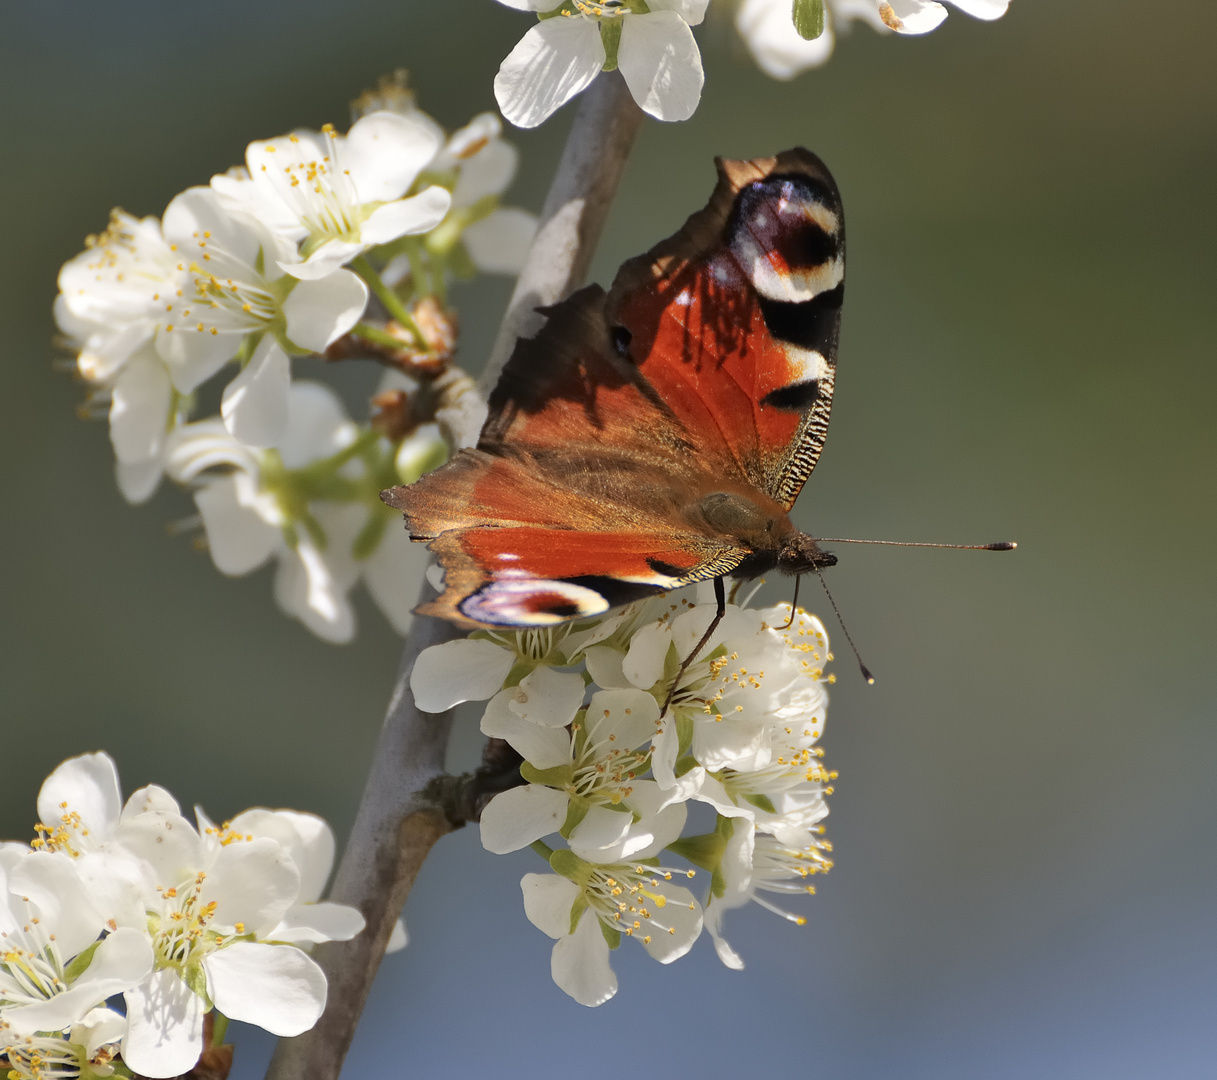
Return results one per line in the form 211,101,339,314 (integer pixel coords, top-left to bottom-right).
778,575,801,631
814,569,875,685
814,538,1017,550
662,576,726,714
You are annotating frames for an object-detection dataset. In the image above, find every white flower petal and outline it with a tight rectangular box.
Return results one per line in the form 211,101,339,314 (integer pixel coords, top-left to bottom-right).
116,458,163,505
359,187,452,246
281,270,368,351
480,691,573,769
112,811,204,890
462,208,539,275
737,0,836,79
552,910,617,1006
479,785,568,854
586,687,660,749
199,837,299,934
583,644,628,689
507,667,586,728
204,942,326,1036
227,808,333,902
122,784,181,819
278,381,355,468
154,321,235,394
385,917,408,954
494,18,606,129
618,11,704,122
567,805,633,862
623,621,672,689
109,351,172,465
194,475,279,576
410,638,515,712
281,240,365,281
883,0,948,33
638,882,702,964
343,111,444,204
948,0,1008,18
122,968,206,1079
36,752,122,844
221,338,290,449
453,140,518,206
5,927,153,1033
8,852,104,959
269,900,365,945
520,873,579,939
648,0,710,26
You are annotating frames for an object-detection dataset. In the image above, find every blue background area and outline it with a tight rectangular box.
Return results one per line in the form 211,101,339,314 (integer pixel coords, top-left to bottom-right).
1,1,1214,1076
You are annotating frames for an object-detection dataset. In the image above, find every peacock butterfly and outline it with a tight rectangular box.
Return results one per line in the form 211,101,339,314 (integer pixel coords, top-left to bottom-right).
382,148,846,633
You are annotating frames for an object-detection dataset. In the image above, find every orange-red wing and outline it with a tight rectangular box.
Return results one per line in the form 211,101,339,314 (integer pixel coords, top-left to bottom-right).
607,148,845,510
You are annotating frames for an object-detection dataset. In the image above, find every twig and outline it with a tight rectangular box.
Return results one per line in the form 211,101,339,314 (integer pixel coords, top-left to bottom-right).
264,71,643,1080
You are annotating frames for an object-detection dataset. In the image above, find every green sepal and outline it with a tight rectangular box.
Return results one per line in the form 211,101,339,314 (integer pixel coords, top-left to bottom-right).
666,831,726,875
674,754,700,778
560,795,591,838
599,919,622,950
183,960,212,1006
502,659,538,689
550,846,593,885
63,939,101,982
448,242,478,282
352,506,391,561
742,792,777,814
520,761,575,788
569,893,590,935
600,18,623,71
792,0,825,40
676,713,694,757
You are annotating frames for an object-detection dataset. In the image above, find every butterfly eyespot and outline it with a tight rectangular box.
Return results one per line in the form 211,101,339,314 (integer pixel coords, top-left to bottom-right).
459,579,610,626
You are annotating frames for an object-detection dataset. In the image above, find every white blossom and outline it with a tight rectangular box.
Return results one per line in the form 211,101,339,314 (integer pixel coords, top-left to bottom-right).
0,1007,126,1080
0,852,153,1035
494,0,709,128
166,382,367,643
211,112,452,281
737,0,1009,79
520,848,702,1006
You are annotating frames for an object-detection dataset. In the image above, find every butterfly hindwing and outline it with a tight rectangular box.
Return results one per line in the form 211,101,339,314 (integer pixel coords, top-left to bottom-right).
383,148,845,628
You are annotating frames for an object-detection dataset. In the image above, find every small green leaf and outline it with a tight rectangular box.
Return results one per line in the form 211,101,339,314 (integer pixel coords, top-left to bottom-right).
676,713,694,757
183,961,211,1005
674,754,699,778
600,18,623,71
792,0,825,40
521,761,575,788
63,939,101,982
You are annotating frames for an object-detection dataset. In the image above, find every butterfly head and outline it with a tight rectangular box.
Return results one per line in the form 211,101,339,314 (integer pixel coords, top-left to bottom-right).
777,532,837,576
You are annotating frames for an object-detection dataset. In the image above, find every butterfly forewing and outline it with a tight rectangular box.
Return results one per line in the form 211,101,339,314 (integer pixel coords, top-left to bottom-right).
607,148,844,509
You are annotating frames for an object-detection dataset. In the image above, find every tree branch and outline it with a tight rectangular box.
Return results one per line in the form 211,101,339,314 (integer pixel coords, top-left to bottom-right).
264,71,643,1080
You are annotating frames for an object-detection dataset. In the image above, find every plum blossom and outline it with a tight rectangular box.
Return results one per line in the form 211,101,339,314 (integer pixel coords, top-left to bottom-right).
166,382,369,643
737,0,1009,79
211,112,452,281
521,846,702,1006
480,688,688,863
0,851,153,1035
493,0,710,128
0,1008,126,1080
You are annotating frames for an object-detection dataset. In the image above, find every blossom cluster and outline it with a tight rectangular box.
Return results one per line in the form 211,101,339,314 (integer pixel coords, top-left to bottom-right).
55,78,537,642
0,753,369,1079
415,583,836,1005
492,0,1010,126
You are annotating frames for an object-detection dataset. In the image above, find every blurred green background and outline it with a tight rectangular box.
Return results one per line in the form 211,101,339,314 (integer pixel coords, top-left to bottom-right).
2,1,1214,1076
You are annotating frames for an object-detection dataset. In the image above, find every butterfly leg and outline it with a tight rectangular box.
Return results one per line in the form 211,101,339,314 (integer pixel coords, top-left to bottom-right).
662,575,726,715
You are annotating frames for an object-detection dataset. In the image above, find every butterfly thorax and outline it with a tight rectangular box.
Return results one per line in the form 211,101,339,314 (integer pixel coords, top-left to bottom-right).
695,491,835,579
